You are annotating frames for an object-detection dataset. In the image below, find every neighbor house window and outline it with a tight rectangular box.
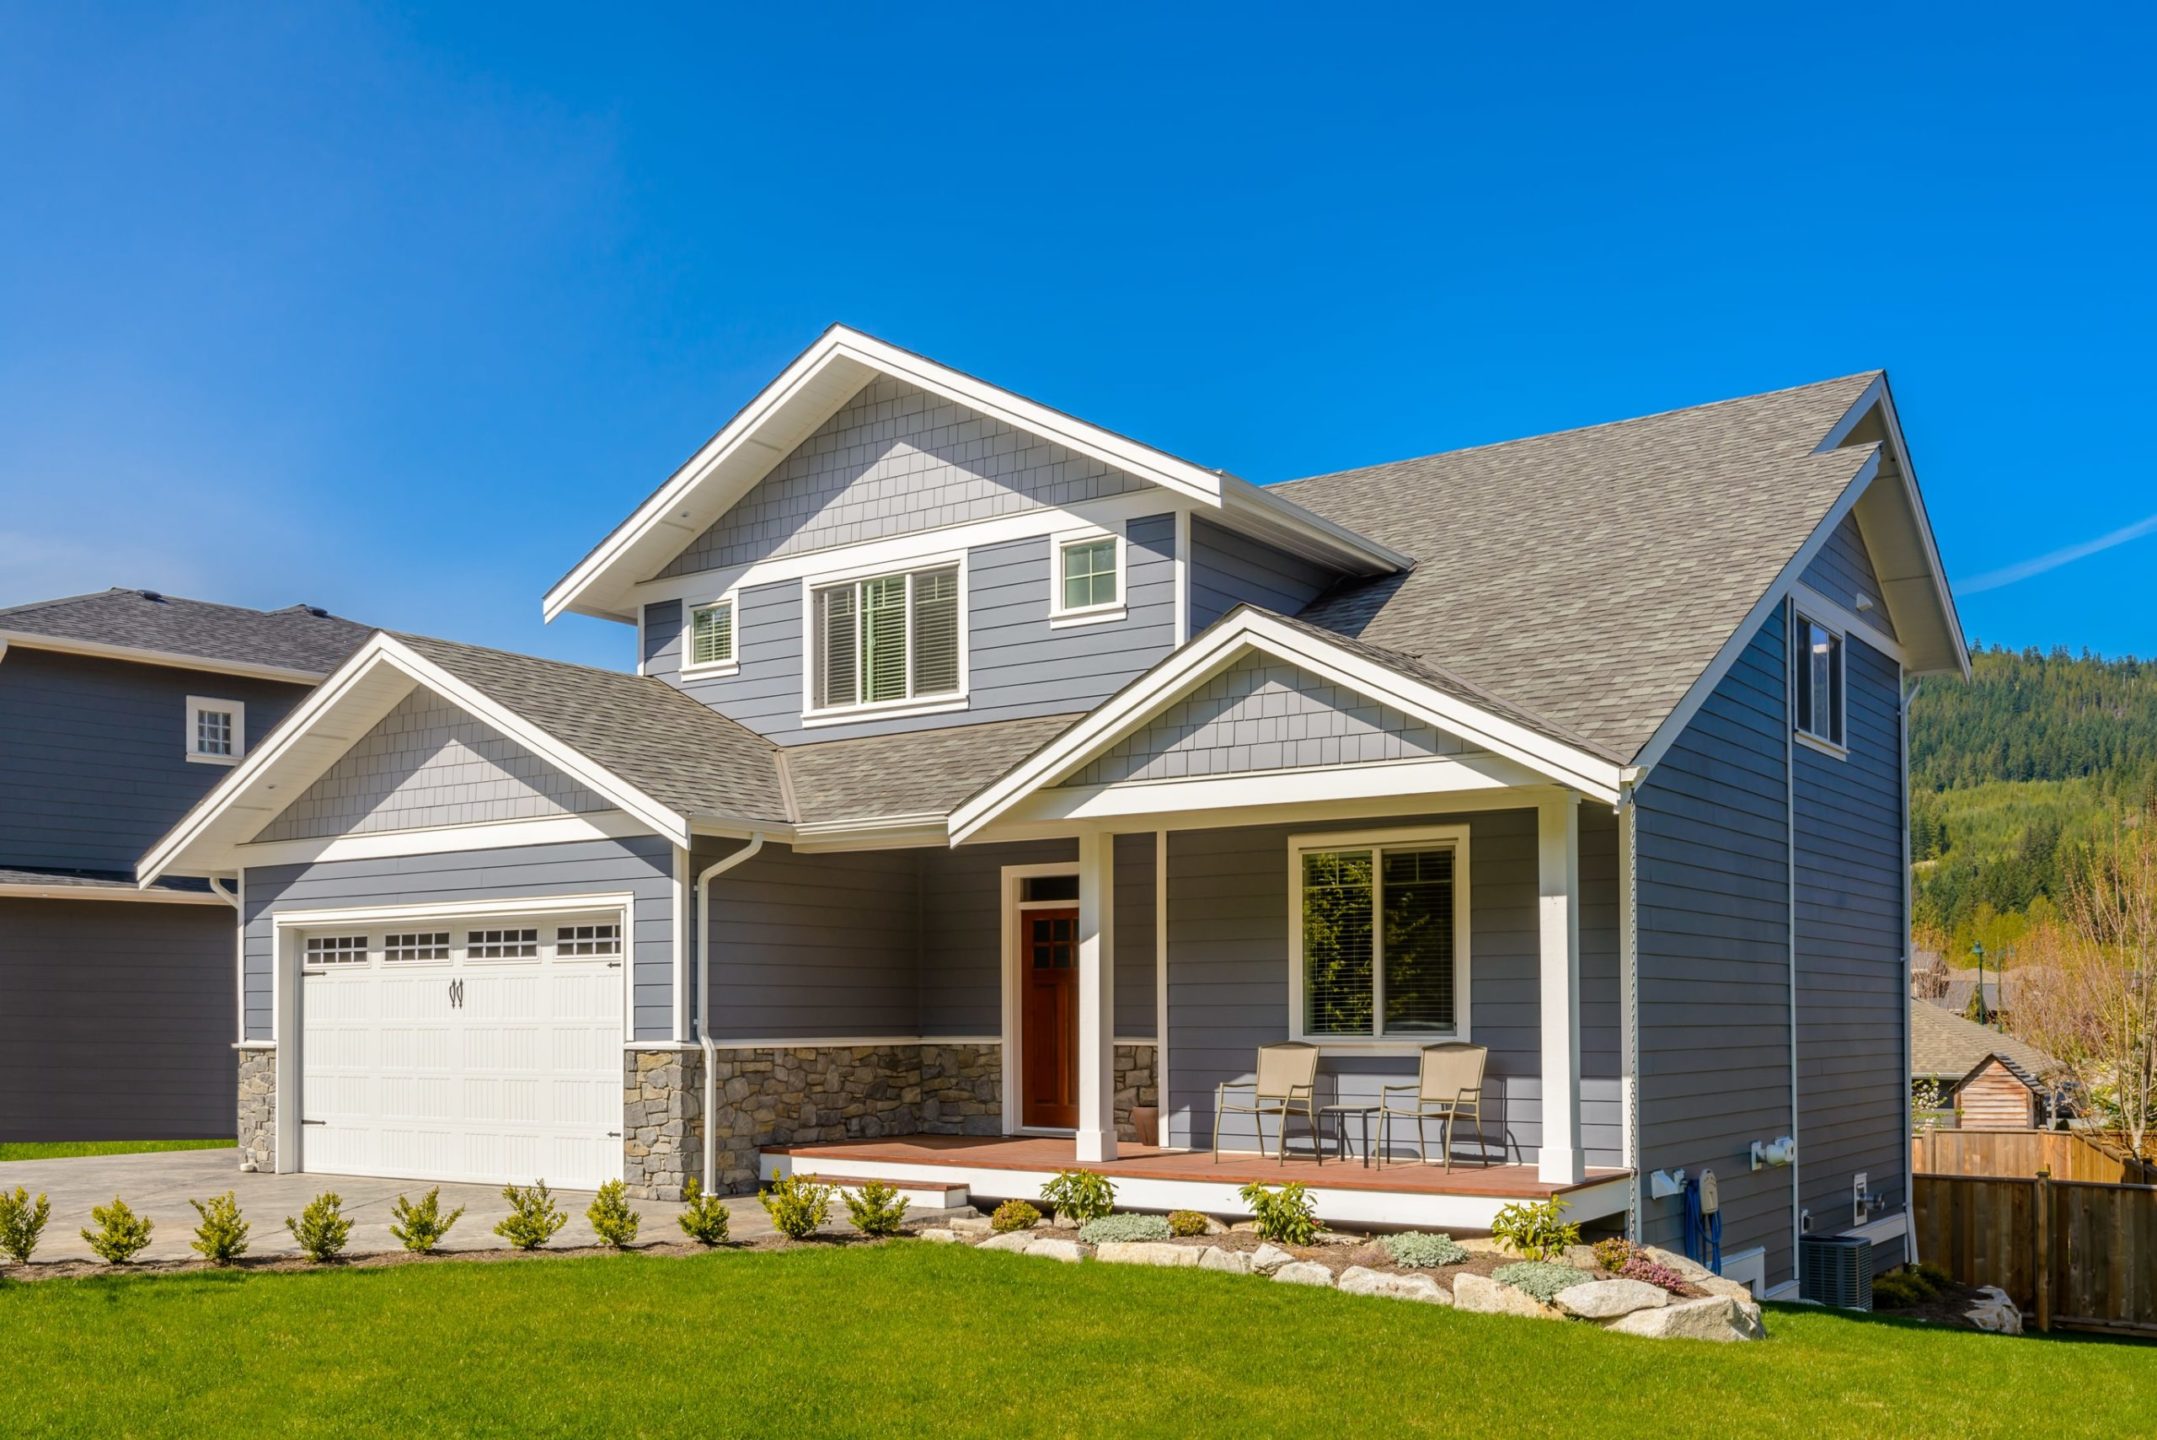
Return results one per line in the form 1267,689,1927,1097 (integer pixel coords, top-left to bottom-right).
186,697,245,764
810,564,961,711
1292,828,1468,1041
1793,612,1845,749
687,598,736,671
1053,533,1123,618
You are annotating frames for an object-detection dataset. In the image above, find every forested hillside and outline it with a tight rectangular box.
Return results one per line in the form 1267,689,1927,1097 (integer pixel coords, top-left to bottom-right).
1909,645,2157,950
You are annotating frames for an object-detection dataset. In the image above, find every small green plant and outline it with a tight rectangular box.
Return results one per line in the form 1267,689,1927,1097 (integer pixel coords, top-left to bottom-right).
0,1186,52,1265
389,1187,466,1254
494,1182,568,1251
843,1181,910,1238
1875,1261,1955,1309
1237,1181,1318,1246
1078,1213,1172,1244
586,1180,641,1249
187,1191,251,1264
677,1178,731,1246
285,1192,352,1263
990,1199,1042,1234
81,1196,153,1264
1381,1231,1468,1269
759,1174,833,1240
1490,1196,1580,1260
1592,1235,1635,1273
1039,1170,1117,1225
1493,1259,1592,1304
1166,1209,1211,1238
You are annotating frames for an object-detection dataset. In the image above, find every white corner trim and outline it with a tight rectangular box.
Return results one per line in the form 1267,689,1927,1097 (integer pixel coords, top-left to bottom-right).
0,630,326,684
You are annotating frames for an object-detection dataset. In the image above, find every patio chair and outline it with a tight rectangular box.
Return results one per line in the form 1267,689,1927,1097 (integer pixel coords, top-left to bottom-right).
1213,1042,1321,1165
1375,1042,1487,1171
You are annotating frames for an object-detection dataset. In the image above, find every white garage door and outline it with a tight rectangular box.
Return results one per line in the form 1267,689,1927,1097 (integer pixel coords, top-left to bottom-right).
299,911,623,1189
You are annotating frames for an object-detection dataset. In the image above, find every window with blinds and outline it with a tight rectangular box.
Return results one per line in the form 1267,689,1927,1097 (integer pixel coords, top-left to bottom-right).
811,564,961,711
1295,836,1463,1039
688,599,735,669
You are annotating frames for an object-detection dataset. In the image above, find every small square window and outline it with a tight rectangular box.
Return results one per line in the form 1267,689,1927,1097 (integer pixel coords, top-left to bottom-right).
1055,535,1122,617
687,599,736,670
186,696,245,765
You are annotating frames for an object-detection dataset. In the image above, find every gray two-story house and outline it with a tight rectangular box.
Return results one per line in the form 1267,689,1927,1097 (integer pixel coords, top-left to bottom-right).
143,328,1965,1295
0,589,369,1140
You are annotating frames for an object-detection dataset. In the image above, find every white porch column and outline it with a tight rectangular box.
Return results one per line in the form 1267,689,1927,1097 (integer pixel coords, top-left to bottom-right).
1537,793,1585,1185
1076,829,1118,1162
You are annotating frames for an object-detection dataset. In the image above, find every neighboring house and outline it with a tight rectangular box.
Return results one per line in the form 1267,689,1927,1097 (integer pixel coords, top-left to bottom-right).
142,327,1968,1295
1910,997,2064,1129
0,589,371,1141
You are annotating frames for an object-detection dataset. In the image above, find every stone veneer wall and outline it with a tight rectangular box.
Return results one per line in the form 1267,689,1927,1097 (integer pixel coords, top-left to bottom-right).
237,1048,276,1172
624,1049,702,1200
1114,1043,1158,1143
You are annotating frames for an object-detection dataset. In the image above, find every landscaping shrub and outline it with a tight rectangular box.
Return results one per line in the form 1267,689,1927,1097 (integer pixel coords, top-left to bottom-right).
1592,1236,1635,1273
676,1178,731,1246
1078,1213,1172,1244
0,1186,51,1265
759,1174,833,1241
1492,1260,1591,1304
586,1180,641,1249
188,1192,251,1265
990,1199,1042,1234
81,1196,153,1264
285,1192,352,1263
1237,1181,1318,1246
1166,1209,1211,1238
1617,1252,1690,1294
1490,1197,1580,1260
843,1181,910,1238
389,1187,465,1254
494,1182,568,1251
1380,1231,1468,1269
1039,1170,1116,1225
1875,1263,1953,1309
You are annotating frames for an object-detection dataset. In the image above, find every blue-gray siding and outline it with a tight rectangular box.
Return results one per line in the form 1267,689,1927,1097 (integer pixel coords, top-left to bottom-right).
646,512,1177,745
0,647,311,875
1801,513,1896,639
1162,806,1623,1166
1188,516,1337,632
0,898,236,1141
241,836,677,1041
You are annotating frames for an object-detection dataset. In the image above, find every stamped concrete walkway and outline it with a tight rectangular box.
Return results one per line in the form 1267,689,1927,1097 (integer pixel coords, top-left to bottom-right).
2,1149,779,1263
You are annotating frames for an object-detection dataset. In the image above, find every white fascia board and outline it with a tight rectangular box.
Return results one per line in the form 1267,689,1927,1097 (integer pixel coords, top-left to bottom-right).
543,325,1227,625
234,811,655,869
0,631,326,685
0,882,230,906
1010,753,1550,827
949,610,1621,843
1218,474,1414,576
1789,582,1904,664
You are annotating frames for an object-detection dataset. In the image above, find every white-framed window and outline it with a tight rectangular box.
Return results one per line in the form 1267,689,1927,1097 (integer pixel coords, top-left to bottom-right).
304,934,369,967
555,922,621,957
1050,530,1124,625
383,931,451,964
806,561,964,717
685,597,737,674
1288,825,1470,1044
1793,610,1847,753
466,927,539,960
186,696,245,765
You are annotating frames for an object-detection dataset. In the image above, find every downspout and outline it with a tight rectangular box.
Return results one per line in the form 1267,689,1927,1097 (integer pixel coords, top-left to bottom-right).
697,833,765,1191
1902,676,1923,1266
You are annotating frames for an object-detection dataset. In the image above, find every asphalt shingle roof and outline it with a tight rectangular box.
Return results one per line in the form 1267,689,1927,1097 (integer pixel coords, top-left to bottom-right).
1275,374,1882,761
783,714,1083,824
0,864,210,895
0,588,375,674
1911,999,2062,1083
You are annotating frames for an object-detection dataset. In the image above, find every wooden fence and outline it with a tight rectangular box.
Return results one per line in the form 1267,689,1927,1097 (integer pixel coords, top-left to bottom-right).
1910,1128,2150,1183
1913,1171,2157,1337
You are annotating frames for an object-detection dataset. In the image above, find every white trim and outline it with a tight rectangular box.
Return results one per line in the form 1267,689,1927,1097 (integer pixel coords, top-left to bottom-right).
671,845,691,1043
977,783,1568,848
1842,1210,1909,1245
1791,581,1902,664
235,811,653,868
1007,753,1551,830
1172,510,1191,645
232,1040,277,1051
1618,785,1640,1239
270,890,639,931
1785,597,1803,1273
797,552,970,724
1790,605,1849,752
0,881,230,906
1155,826,1170,1144
1000,860,1080,1137
679,595,740,679
1795,731,1849,762
704,1035,1004,1050
0,630,326,684
1047,525,1126,626
185,695,245,766
1721,1245,1768,1297
1286,823,1471,1046
1076,830,1116,1162
1536,795,1584,1185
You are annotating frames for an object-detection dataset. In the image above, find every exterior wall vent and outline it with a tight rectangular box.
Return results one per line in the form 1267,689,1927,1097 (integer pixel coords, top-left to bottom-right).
1798,1234,1873,1310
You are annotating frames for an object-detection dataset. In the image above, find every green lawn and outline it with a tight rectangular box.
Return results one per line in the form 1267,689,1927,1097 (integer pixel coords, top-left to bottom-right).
3,1246,2151,1439
0,1138,234,1162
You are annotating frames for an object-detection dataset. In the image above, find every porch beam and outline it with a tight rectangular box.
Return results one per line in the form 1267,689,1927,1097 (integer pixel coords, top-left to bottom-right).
1537,794,1585,1185
1076,829,1118,1162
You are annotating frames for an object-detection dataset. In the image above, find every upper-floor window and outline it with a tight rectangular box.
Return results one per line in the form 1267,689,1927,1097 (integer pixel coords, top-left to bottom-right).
1052,532,1124,623
686,597,736,673
186,696,245,765
1793,612,1846,752
810,563,962,715
1290,826,1469,1043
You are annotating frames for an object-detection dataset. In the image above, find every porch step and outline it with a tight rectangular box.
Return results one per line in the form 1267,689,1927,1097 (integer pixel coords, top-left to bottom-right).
766,1165,971,1211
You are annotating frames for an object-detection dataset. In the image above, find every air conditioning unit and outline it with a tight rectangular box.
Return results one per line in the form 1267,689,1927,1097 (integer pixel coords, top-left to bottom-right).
1799,1234,1873,1310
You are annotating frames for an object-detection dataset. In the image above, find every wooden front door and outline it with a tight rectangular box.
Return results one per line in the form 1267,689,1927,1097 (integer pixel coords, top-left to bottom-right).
1021,907,1080,1129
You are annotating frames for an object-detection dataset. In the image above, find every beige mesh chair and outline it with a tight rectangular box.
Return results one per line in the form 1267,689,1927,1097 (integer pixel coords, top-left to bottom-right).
1213,1042,1321,1165
1375,1042,1487,1171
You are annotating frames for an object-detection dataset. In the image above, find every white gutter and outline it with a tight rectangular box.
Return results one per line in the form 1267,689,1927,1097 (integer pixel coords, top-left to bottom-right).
697,832,766,1189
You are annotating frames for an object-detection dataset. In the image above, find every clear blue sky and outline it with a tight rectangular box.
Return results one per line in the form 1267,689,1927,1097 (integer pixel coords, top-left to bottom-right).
3,4,2151,670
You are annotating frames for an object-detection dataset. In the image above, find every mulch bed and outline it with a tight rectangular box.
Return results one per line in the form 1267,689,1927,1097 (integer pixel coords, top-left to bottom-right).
1871,1280,1995,1330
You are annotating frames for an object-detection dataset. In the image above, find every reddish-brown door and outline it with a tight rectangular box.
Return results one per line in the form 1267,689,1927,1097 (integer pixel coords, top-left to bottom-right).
1021,908,1080,1129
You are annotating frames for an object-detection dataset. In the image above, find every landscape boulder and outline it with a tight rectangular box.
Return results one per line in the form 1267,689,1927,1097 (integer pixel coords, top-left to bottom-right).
1198,1247,1249,1274
1248,1243,1297,1275
1272,1261,1336,1287
1096,1241,1202,1268
1337,1266,1451,1304
1555,1278,1669,1319
1452,1273,1563,1319
1024,1237,1084,1263
1605,1295,1758,1342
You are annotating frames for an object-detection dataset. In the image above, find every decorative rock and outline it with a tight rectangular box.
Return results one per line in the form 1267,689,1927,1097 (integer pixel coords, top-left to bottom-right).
1200,1215,1231,1236
1273,1261,1335,1287
1556,1279,1670,1319
1452,1273,1563,1319
1096,1241,1202,1268
1338,1266,1451,1304
976,1232,1033,1253
1560,1244,1605,1271
1248,1243,1297,1275
1967,1286,2023,1335
1311,1230,1362,1247
1229,1221,1262,1234
1198,1246,1249,1274
1024,1238,1084,1263
920,1227,962,1244
1605,1295,1758,1342
950,1216,994,1238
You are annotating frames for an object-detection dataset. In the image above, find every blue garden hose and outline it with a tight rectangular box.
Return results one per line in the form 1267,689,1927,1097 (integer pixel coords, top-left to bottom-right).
1682,1176,1723,1274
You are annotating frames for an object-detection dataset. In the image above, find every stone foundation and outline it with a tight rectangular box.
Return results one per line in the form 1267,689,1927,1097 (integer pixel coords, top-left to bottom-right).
920,1043,1003,1135
624,1049,702,1200
237,1048,276,1172
1114,1043,1158,1142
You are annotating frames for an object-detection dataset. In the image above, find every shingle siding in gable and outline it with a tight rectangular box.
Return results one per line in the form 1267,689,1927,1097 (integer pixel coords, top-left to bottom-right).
1065,651,1471,787
656,376,1151,578
1188,516,1337,632
253,689,612,843
1800,512,1896,639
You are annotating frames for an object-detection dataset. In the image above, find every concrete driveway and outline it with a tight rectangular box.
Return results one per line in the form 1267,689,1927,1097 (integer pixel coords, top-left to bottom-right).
3,1149,778,1262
